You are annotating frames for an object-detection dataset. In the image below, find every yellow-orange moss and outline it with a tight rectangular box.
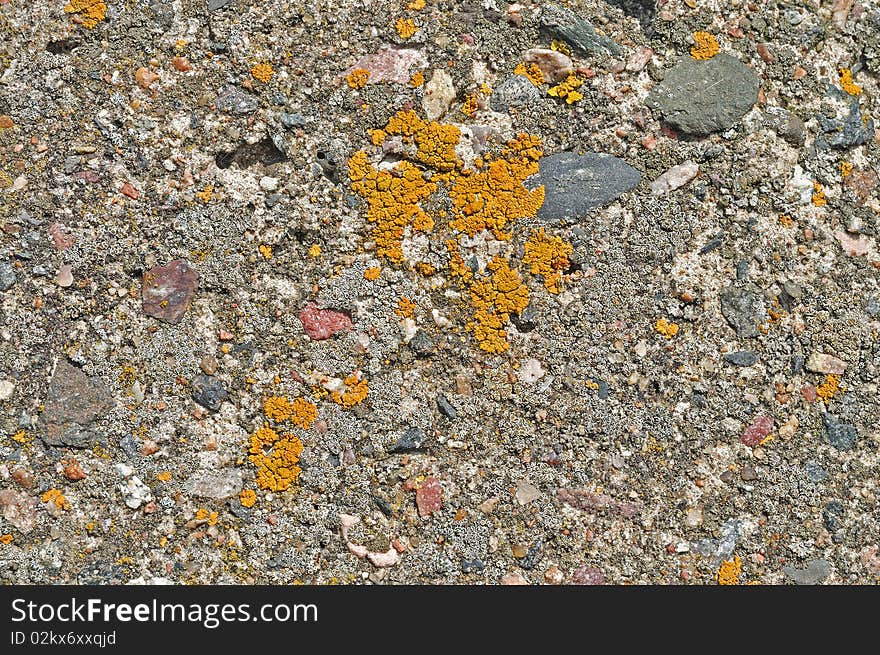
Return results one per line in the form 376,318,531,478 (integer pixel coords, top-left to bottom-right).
395,17,417,39
396,296,417,318
461,93,479,118
157,471,172,482
550,39,571,56
331,373,369,407
289,398,318,430
778,214,793,228
364,266,382,280
717,556,742,585
41,489,70,510
548,73,583,104
523,228,573,294
409,71,425,87
467,256,529,353
308,244,322,257
346,68,370,89
839,68,861,96
248,424,303,492
64,0,107,29
264,395,294,421
654,318,679,338
449,134,544,239
407,0,426,9
251,62,275,83
816,374,841,402
812,181,827,207
690,31,719,60
514,62,544,86
840,161,853,179
0,534,12,545
239,489,257,508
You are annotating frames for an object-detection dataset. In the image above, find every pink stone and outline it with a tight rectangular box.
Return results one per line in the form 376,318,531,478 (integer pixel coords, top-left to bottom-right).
843,168,877,205
570,565,605,585
416,476,442,517
522,48,573,83
349,48,427,85
801,384,817,403
626,46,653,72
500,571,529,585
298,302,353,340
0,490,38,534
835,230,871,257
49,222,76,251
741,415,774,447
142,260,199,324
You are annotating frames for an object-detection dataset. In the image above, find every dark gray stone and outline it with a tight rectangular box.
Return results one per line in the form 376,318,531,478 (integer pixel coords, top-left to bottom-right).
526,152,641,223
389,427,426,453
264,194,283,208
783,558,831,585
490,76,541,113
646,54,760,135
822,414,858,451
0,260,16,291
409,330,434,358
606,0,655,27
823,501,844,532
460,559,485,573
191,374,228,411
804,461,828,483
517,541,545,570
540,5,621,56
215,85,259,114
816,101,875,150
41,360,115,448
207,0,233,9
720,285,765,338
724,351,757,366
764,107,806,145
510,304,539,332
280,112,309,129
436,395,457,419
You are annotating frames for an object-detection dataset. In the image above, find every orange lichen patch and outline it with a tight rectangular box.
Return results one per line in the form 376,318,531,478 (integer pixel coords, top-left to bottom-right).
717,556,742,585
690,31,719,60
195,508,220,525
395,17,418,39
348,150,436,262
407,0,425,9
64,0,106,29
379,109,462,172
547,73,583,104
41,489,70,510
0,534,12,545
446,239,474,283
461,93,479,118
839,67,861,96
812,181,827,207
248,424,303,492
308,244,322,257
523,228,573,294
346,68,371,90
467,256,529,353
239,489,257,508
331,372,369,407
251,62,275,83
550,39,571,56
415,261,435,275
816,374,841,402
514,62,544,86
449,134,545,238
778,214,793,228
264,395,294,422
196,185,213,203
259,244,273,259
157,471,172,482
364,266,382,281
396,296,417,318
654,318,680,338
840,161,853,179
0,115,13,129
289,398,318,430
409,71,425,87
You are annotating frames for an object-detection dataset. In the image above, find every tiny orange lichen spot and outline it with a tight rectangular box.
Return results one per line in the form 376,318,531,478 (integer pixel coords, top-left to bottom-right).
251,62,275,83
547,73,583,104
523,228,573,294
717,556,742,585
0,534,12,545
41,489,70,510
264,395,294,422
346,68,371,90
778,214,793,228
396,296,417,318
690,31,719,60
840,161,853,179
409,71,425,87
816,374,841,402
395,17,418,39
239,489,257,508
0,116,14,130
839,68,861,96
812,181,827,207
514,62,544,86
196,185,213,203
407,0,426,9
415,261,435,276
64,0,107,29
363,266,382,281
157,471,172,482
654,318,680,339
550,39,571,56
195,508,210,521
308,244,322,257
461,93,479,118
248,424,303,492
259,244,273,260
331,373,369,408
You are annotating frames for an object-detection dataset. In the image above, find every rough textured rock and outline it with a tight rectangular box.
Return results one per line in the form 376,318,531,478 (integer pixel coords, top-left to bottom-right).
0,490,38,533
646,54,760,135
190,374,228,411
490,75,542,113
41,360,115,448
720,285,765,338
142,260,199,324
540,4,621,55
183,470,243,499
783,559,832,585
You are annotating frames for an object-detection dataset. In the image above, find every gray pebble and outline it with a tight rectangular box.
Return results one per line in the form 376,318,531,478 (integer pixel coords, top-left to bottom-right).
388,427,426,453
490,76,541,113
783,558,831,585
720,284,765,338
723,351,757,366
0,260,16,291
436,394,457,419
191,374,228,411
822,414,858,451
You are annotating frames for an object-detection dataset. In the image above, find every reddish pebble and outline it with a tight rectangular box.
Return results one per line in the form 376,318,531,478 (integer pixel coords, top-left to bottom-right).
801,384,817,403
11,468,34,489
756,43,775,64
416,477,442,517
741,415,774,446
171,56,191,72
142,260,199,324
570,565,605,585
139,440,159,455
298,302,353,340
641,133,656,150
49,222,76,251
63,461,87,481
121,182,139,199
